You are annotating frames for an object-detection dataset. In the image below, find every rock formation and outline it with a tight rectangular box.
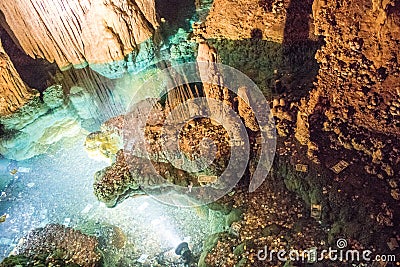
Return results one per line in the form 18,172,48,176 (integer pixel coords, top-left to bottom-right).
0,40,37,116
89,100,236,207
197,41,234,108
311,0,400,136
7,224,101,266
0,84,86,160
93,149,199,207
0,0,159,73
291,0,400,185
190,0,400,261
196,0,287,42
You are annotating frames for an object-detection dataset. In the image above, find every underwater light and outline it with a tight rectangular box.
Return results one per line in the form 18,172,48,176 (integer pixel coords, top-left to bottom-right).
164,229,182,248
175,242,192,265
151,217,182,247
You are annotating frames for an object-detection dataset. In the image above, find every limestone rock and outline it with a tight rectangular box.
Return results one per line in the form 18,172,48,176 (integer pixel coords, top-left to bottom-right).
196,0,286,42
85,131,122,163
237,86,259,132
0,85,86,160
0,40,37,116
0,0,159,71
10,224,101,266
42,85,64,109
0,108,84,160
93,149,198,207
197,41,233,107
312,0,400,136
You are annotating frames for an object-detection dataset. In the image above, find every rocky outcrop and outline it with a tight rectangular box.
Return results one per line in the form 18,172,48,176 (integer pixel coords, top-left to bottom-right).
0,84,86,160
293,0,400,155
0,0,159,72
93,149,143,207
192,0,320,95
7,224,101,266
197,41,234,108
89,102,235,207
195,0,287,42
312,0,400,136
93,149,198,207
291,0,400,196
0,40,37,116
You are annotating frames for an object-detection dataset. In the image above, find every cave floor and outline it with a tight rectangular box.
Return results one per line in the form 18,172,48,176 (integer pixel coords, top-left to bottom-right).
0,133,212,265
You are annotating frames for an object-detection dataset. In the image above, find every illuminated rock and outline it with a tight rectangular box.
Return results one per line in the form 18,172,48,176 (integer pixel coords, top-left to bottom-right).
0,0,159,76
237,86,258,132
85,131,122,163
0,40,37,116
312,0,400,136
93,149,199,207
0,86,86,160
0,110,84,160
8,224,101,266
42,85,64,109
94,150,141,207
195,0,287,42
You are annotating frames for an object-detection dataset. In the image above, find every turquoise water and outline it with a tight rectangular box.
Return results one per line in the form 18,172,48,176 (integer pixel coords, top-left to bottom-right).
0,131,212,264
0,47,210,264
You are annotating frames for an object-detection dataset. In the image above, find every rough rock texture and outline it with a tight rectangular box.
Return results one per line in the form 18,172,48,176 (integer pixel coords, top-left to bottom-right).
0,85,86,160
195,0,315,43
93,149,200,207
0,0,159,70
196,0,287,42
292,0,400,184
90,101,236,207
201,184,325,267
197,41,234,108
193,0,320,95
190,0,400,263
0,40,37,116
93,149,143,207
312,0,400,136
85,130,122,163
237,86,259,132
0,28,58,92
9,224,101,267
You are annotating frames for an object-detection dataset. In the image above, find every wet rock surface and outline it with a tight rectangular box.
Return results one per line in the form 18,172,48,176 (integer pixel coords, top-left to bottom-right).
3,224,100,267
90,102,238,207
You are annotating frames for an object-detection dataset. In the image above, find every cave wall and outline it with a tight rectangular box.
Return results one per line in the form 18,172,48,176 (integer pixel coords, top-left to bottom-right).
0,39,37,116
0,0,159,70
311,0,400,136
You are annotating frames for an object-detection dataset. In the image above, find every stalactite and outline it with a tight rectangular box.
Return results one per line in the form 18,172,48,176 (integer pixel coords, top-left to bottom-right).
60,67,125,122
0,39,37,116
0,0,159,70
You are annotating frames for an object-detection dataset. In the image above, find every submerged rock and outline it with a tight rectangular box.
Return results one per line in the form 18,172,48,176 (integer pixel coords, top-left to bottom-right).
0,103,84,160
85,131,122,163
4,224,101,267
0,85,87,160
